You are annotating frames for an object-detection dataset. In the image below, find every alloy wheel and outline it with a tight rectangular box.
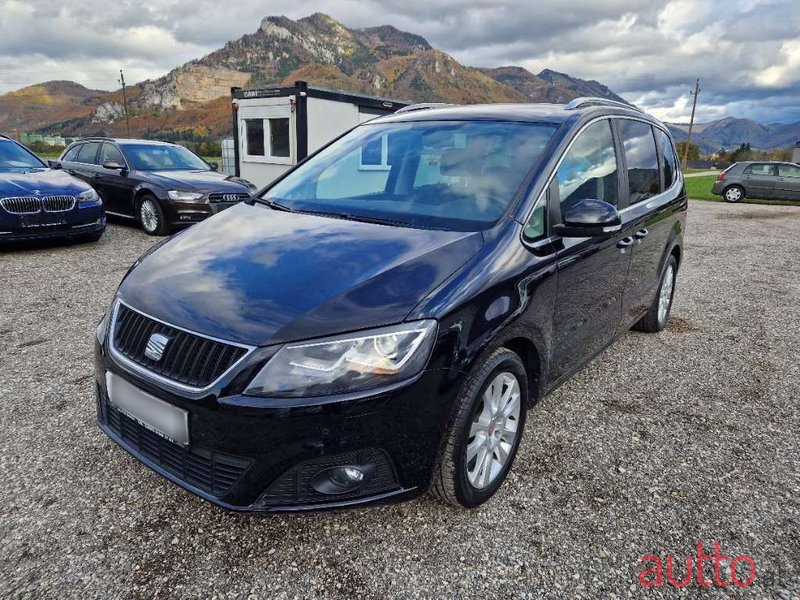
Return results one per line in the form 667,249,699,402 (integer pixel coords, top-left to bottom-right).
140,199,159,233
465,372,521,489
658,264,675,325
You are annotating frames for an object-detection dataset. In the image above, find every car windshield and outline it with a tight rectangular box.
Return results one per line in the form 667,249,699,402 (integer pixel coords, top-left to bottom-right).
264,120,557,231
122,144,209,172
0,140,46,172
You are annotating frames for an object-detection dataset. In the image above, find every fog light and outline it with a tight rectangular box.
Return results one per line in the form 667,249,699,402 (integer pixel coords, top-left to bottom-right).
311,465,370,495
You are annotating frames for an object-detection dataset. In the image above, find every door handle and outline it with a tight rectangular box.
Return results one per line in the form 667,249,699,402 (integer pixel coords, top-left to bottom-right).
617,237,634,248
635,228,649,239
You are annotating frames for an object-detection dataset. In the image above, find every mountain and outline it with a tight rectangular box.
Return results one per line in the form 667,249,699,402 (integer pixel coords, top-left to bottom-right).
667,117,800,154
0,13,626,143
477,67,627,104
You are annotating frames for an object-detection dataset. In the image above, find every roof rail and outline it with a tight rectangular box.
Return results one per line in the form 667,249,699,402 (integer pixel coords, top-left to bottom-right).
395,102,454,114
565,97,641,112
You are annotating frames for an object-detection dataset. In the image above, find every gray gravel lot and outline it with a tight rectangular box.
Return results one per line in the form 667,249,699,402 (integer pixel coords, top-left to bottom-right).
1,202,798,599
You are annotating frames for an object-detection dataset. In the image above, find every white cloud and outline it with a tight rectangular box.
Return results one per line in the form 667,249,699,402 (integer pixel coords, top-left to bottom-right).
0,0,798,123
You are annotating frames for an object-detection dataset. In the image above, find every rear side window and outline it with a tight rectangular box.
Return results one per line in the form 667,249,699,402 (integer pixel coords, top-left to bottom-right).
655,128,678,189
62,145,81,162
76,142,101,164
556,120,619,210
745,164,776,176
99,143,125,166
619,120,660,204
777,164,800,178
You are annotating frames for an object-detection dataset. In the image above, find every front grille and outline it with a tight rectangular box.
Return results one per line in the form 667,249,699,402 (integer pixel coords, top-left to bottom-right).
0,195,76,214
102,397,251,497
208,192,249,203
43,195,76,212
0,196,40,214
112,303,249,388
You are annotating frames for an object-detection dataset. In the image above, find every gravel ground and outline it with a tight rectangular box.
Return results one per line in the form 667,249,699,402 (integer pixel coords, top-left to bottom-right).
1,202,798,599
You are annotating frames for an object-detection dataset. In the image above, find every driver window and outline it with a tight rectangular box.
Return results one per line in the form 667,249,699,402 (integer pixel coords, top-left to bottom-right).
556,120,619,212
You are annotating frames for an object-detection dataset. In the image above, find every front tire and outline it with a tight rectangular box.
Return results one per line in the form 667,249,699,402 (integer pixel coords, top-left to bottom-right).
723,185,744,203
431,348,528,508
138,195,169,236
634,255,677,333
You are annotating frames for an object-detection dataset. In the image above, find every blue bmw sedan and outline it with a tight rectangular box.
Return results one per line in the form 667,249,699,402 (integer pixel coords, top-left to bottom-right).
0,135,105,243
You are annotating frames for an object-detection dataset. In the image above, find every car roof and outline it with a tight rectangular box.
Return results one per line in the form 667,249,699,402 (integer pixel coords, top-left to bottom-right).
70,138,175,146
374,101,660,128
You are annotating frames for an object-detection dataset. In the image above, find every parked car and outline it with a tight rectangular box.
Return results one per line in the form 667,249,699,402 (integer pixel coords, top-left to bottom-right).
712,161,800,202
0,135,105,243
94,98,686,511
57,138,256,235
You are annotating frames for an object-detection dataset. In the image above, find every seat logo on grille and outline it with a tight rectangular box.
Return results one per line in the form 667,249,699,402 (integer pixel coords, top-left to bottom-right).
144,333,171,362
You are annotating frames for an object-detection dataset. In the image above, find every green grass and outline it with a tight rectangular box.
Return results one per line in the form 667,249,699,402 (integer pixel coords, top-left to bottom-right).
685,174,800,206
684,175,719,200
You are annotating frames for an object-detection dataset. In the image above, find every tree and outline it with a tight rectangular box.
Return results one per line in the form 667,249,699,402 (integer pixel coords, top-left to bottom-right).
675,141,700,161
728,143,753,163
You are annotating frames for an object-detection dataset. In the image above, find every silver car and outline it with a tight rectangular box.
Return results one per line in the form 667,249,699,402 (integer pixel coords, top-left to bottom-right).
712,161,800,202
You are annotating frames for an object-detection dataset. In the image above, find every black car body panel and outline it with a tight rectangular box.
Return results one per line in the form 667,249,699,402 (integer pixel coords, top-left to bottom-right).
0,138,105,242
94,101,687,511
118,203,483,346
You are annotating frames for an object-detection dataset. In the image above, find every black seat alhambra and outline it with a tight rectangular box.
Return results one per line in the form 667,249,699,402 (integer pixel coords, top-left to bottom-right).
94,98,686,511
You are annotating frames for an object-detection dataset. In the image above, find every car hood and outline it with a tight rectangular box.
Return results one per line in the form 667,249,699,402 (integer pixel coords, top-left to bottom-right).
119,203,483,346
144,170,253,193
0,169,91,196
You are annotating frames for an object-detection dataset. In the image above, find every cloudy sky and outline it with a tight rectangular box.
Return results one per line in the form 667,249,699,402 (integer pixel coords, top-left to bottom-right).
1,0,798,123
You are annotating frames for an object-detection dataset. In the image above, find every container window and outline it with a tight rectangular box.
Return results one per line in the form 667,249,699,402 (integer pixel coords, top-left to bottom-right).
246,120,265,157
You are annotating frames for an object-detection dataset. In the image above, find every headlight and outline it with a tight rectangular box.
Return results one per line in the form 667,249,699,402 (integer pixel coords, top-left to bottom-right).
77,188,99,204
167,190,204,201
245,320,437,397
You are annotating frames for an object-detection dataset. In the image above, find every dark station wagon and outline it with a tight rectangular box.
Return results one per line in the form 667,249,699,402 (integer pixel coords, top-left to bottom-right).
58,138,255,235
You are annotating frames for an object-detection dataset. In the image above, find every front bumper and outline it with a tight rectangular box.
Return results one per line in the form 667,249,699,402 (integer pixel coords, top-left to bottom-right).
94,335,462,512
164,196,247,227
0,208,105,242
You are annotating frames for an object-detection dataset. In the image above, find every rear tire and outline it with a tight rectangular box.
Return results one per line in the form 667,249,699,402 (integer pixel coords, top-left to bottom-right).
138,195,169,236
723,185,744,203
634,255,677,333
431,348,528,508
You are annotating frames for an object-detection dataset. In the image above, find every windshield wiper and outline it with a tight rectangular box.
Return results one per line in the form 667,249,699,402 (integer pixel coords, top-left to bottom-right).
299,210,409,228
251,197,293,212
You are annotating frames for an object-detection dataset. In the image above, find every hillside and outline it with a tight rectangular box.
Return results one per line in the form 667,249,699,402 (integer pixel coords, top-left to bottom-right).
478,67,627,104
0,13,626,142
667,117,800,153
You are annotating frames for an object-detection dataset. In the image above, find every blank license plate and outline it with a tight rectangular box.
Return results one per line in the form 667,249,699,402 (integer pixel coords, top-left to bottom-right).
19,215,66,228
106,372,189,446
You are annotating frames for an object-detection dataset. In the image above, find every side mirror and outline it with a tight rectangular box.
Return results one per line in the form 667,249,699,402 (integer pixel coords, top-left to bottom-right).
48,160,62,170
102,160,125,171
553,199,622,238
209,162,219,171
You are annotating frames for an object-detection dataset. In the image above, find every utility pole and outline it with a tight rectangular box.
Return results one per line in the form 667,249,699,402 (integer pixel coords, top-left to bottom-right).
119,69,131,137
681,78,700,170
